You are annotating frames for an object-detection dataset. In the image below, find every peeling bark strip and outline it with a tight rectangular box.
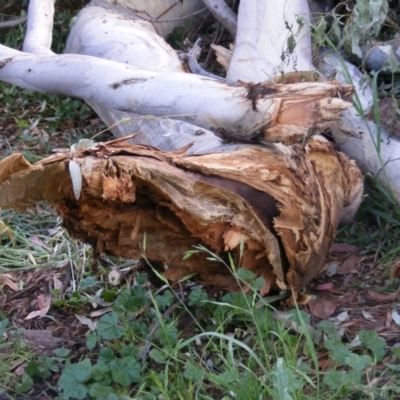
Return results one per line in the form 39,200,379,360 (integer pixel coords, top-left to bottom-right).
0,137,363,294
0,58,12,69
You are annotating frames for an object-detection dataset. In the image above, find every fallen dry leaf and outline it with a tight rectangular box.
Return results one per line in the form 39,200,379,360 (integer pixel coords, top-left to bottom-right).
366,286,400,302
386,310,392,328
337,254,359,274
392,310,400,326
22,330,63,356
319,261,339,274
25,294,51,319
314,282,334,291
362,310,375,321
334,311,349,323
391,261,400,279
91,307,112,318
29,236,51,252
308,297,337,319
76,314,97,331
318,357,336,370
14,364,26,376
0,273,19,291
331,243,360,253
53,274,63,290
108,268,121,286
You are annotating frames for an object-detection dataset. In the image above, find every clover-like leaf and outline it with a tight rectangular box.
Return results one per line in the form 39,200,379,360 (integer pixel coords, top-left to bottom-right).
109,356,140,385
97,312,125,340
358,330,386,361
58,359,92,399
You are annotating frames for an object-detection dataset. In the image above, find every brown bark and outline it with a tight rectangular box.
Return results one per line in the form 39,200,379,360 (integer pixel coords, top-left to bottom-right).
0,135,363,294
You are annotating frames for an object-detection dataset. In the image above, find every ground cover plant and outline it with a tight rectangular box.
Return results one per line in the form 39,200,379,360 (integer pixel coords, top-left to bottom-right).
1,1,400,399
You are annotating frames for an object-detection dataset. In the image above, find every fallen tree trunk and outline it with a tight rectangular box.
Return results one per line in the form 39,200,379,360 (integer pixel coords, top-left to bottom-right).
0,137,363,294
0,0,367,293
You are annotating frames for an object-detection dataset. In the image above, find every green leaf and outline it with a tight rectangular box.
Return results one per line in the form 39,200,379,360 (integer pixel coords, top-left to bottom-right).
273,357,295,400
358,330,386,361
251,277,265,291
323,371,347,391
53,348,70,358
183,363,204,381
155,290,174,309
345,353,373,373
91,362,110,381
97,312,125,340
325,341,351,366
236,268,256,281
221,292,252,308
136,272,148,285
109,356,140,385
88,383,114,398
188,287,208,306
114,286,149,313
0,318,9,330
218,371,236,383
15,375,33,394
86,333,98,350
288,309,310,325
14,118,30,129
156,324,178,347
58,359,92,400
392,347,400,360
101,289,117,302
149,348,168,363
383,363,400,371
120,344,136,358
99,347,116,363
79,276,98,289
25,357,59,379
316,320,340,340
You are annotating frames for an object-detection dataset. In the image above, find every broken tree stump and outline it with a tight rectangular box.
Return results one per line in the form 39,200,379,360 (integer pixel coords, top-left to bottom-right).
0,136,363,294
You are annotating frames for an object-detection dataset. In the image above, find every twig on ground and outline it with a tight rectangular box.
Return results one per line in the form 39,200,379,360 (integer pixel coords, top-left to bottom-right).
0,16,27,29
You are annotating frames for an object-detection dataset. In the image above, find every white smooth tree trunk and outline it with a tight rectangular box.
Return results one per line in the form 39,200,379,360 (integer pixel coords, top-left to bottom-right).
227,0,313,82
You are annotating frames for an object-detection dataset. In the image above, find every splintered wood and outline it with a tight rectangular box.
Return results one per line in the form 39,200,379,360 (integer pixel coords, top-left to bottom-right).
0,136,363,294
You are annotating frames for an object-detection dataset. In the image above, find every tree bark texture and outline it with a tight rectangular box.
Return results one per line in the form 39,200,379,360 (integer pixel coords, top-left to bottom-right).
0,137,363,294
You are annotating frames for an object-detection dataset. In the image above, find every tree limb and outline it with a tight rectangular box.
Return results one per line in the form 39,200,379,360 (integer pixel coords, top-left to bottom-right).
227,0,313,82
201,0,237,37
23,0,55,55
316,49,400,205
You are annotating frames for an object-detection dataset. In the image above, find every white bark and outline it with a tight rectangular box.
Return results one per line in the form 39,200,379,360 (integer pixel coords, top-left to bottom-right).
66,6,184,73
0,45,289,141
65,1,214,149
227,0,313,82
317,50,400,204
201,0,237,37
23,0,55,55
90,0,205,38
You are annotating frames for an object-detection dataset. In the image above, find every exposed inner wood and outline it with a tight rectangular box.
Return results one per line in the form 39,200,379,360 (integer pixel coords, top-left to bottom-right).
0,137,363,294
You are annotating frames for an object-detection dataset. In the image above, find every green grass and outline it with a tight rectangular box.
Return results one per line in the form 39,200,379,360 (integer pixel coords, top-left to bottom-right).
2,242,400,399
